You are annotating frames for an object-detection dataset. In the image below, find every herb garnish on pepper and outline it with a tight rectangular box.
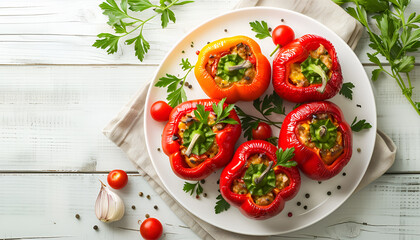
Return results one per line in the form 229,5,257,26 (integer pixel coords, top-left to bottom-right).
220,140,300,219
161,98,241,180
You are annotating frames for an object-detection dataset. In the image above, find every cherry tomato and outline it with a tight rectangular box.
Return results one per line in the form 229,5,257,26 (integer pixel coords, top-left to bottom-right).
252,122,272,140
107,170,128,189
272,25,295,47
140,218,163,240
150,101,172,122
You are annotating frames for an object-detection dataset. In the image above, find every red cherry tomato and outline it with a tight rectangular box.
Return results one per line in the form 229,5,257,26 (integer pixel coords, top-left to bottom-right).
107,170,128,189
272,25,295,47
140,218,163,240
252,122,272,140
150,101,172,122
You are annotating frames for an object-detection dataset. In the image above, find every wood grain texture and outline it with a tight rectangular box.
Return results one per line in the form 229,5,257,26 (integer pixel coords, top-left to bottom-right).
0,173,420,239
0,0,418,65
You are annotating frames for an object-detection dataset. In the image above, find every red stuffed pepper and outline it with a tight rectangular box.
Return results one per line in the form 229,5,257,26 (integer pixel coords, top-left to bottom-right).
273,34,342,103
279,101,352,180
220,140,300,220
162,99,241,181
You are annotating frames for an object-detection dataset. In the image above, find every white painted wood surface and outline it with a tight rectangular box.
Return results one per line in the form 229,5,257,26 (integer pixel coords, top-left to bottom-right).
0,0,419,239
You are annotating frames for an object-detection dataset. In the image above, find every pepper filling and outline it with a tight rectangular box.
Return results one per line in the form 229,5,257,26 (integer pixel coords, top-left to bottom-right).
177,112,224,168
296,113,344,165
206,43,256,88
231,154,290,206
289,44,332,91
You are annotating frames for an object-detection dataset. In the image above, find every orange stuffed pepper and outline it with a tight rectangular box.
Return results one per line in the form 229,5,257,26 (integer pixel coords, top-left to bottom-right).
194,36,271,103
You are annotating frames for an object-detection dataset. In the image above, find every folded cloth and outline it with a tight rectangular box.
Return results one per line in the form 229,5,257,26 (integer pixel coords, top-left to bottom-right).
103,0,396,239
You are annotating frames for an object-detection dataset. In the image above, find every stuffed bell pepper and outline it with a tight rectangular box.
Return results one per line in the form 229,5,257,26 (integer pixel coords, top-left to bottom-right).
279,101,352,180
194,36,271,103
161,99,241,181
273,34,342,103
220,140,300,220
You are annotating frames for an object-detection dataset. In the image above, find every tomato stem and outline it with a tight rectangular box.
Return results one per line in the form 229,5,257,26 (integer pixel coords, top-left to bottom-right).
269,44,280,57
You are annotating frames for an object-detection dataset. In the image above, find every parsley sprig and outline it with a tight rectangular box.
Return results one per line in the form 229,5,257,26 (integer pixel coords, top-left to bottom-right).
155,58,195,107
93,0,194,61
249,20,271,39
339,82,355,100
351,117,372,132
183,181,203,197
335,0,420,115
275,147,297,168
235,91,284,140
214,194,230,214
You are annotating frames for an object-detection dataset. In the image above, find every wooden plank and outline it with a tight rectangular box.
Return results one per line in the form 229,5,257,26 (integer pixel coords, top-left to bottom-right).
364,66,420,173
0,173,419,239
0,173,198,239
0,0,418,65
0,65,418,172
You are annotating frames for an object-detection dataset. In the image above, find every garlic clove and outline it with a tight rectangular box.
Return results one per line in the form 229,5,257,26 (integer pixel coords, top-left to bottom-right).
95,181,125,223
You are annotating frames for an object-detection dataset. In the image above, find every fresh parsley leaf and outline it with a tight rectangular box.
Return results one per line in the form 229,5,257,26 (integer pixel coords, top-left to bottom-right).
235,106,260,140
155,58,194,107
371,69,383,81
249,21,271,39
275,148,297,168
351,117,372,132
128,0,154,12
183,181,203,197
212,98,238,125
339,82,355,100
415,102,420,111
253,91,285,116
180,58,193,71
293,103,302,110
194,104,209,124
343,2,420,116
126,34,150,62
215,194,230,214
266,136,279,146
93,33,120,54
95,0,194,61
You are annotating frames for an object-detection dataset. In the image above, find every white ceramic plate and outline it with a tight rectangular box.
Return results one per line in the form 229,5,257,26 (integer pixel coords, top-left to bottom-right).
144,7,376,235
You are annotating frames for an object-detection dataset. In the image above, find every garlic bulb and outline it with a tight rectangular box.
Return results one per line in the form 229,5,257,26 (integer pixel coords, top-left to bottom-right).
95,181,125,223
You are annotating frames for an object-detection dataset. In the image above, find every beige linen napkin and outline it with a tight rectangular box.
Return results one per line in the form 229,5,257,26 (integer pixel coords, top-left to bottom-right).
103,0,396,239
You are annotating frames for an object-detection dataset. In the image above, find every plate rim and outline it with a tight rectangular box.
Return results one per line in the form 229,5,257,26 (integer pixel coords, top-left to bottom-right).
144,6,377,235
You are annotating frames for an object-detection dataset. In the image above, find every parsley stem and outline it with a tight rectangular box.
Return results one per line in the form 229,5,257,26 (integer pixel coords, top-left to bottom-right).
246,114,282,129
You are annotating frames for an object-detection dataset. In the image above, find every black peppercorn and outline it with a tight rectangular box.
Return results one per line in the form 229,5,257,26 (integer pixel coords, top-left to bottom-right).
75,214,80,219
145,214,150,218
357,148,361,153
342,172,347,176
327,191,332,195
203,193,207,197
154,205,158,210
200,179,205,184
147,195,151,199
224,29,227,32
132,205,136,210
297,202,301,206
139,192,144,197
93,225,98,230
337,185,341,190
305,193,310,198
303,206,307,210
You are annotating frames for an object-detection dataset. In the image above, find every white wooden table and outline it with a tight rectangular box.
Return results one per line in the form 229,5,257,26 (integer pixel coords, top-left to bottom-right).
1,0,419,239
